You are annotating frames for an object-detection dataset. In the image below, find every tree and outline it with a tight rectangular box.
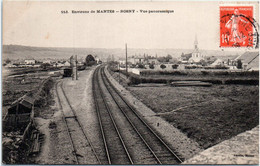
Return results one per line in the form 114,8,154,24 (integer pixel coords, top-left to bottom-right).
160,64,166,69
5,58,11,64
157,57,165,62
85,54,96,66
199,59,207,66
172,64,179,69
237,59,242,69
137,64,145,69
149,64,155,69
41,63,51,69
166,54,172,62
227,59,230,65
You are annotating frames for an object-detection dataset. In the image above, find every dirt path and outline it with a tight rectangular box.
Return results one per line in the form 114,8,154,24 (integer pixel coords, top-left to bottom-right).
34,83,76,164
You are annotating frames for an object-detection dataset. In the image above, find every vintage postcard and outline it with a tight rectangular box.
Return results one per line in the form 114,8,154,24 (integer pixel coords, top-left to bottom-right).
2,1,259,165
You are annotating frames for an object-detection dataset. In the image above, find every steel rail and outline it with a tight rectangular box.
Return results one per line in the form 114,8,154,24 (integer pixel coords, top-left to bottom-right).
55,81,79,164
92,68,111,164
100,68,162,164
59,81,101,164
102,67,183,163
96,68,134,165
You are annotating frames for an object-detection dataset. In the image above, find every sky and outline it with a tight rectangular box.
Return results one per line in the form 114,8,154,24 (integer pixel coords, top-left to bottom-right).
3,1,259,50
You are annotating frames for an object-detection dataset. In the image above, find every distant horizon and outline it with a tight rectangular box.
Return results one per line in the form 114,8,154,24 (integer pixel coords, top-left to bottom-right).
3,44,252,62
3,44,251,52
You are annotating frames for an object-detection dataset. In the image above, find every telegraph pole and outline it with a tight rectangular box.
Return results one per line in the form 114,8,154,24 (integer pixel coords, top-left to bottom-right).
75,55,78,80
118,63,120,84
125,43,128,77
70,55,78,80
70,55,74,80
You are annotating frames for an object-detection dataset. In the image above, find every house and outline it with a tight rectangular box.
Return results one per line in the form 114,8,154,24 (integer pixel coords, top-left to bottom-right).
42,60,53,64
128,55,159,65
205,56,217,64
55,61,71,68
235,52,259,71
147,58,159,65
131,56,146,64
64,61,71,67
210,58,225,67
25,59,36,64
180,53,192,63
119,60,126,65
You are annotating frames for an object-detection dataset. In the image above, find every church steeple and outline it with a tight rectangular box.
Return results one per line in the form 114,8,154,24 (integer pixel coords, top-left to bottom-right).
190,34,203,63
194,35,198,49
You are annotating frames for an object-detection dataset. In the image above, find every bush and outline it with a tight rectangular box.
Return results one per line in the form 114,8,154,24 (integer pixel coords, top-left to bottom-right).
149,64,155,69
137,64,145,69
120,70,130,77
127,73,259,86
41,63,51,69
214,71,229,75
34,78,54,107
204,66,229,70
131,64,136,68
172,64,179,69
85,54,96,66
140,70,188,76
201,71,209,75
108,64,119,72
128,76,141,85
160,64,166,69
185,66,197,69
237,59,242,69
225,79,259,85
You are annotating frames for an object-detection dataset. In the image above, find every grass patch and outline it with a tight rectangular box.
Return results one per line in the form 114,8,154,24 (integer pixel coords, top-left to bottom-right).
129,85,259,149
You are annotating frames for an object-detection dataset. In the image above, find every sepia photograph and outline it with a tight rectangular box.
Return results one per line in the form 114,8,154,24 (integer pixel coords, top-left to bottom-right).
2,1,259,164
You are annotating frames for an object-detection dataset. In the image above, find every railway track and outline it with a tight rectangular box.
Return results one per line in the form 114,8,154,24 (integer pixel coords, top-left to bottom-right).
55,81,100,164
92,66,183,164
93,68,133,164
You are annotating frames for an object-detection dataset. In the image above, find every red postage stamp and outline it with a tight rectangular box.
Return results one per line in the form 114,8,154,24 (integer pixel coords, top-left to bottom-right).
220,6,254,47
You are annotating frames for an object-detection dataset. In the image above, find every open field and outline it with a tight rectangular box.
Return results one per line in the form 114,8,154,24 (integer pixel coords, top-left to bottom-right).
2,68,50,114
128,84,259,149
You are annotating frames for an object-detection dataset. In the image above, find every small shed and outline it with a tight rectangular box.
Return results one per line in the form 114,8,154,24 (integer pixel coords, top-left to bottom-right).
8,95,34,114
3,95,35,131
